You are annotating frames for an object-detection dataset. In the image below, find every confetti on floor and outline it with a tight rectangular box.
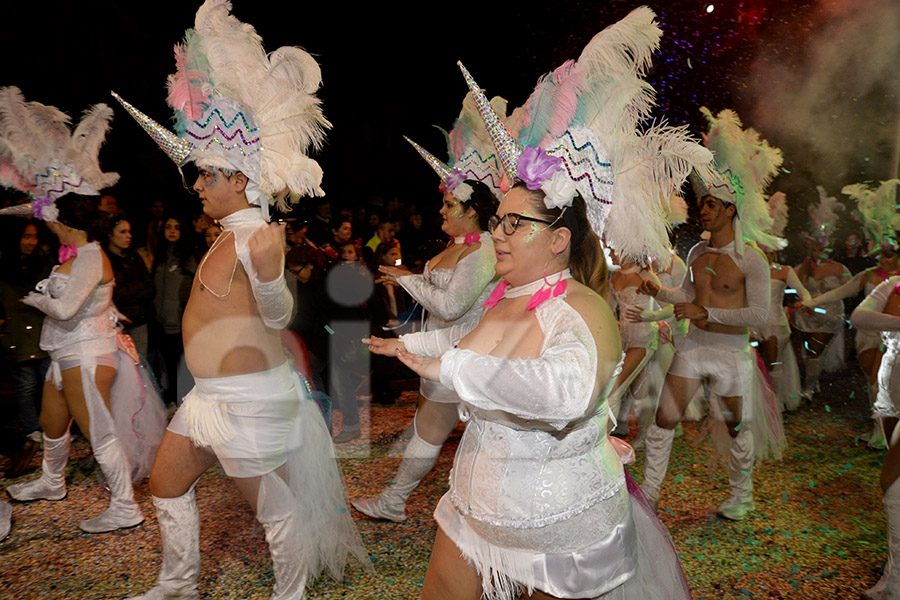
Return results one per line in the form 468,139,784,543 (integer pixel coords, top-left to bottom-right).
0,362,887,599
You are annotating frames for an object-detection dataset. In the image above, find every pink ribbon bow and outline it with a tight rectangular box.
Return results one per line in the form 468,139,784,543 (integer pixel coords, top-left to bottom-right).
482,280,510,309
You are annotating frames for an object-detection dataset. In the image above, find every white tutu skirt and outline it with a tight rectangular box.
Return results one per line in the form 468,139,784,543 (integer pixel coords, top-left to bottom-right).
435,472,691,600
47,333,166,481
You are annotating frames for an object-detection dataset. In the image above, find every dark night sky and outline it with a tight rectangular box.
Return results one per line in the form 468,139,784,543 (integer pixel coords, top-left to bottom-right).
5,0,898,258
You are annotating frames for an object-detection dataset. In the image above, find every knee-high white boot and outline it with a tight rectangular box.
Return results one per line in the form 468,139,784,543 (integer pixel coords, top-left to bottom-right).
80,437,144,533
127,491,200,600
718,427,754,521
865,477,900,599
640,424,675,511
351,428,442,522
7,431,70,501
802,356,822,399
261,512,307,600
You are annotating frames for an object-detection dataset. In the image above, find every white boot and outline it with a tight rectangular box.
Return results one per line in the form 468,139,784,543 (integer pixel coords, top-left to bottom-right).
865,478,900,599
640,424,675,512
7,431,69,501
79,437,144,533
127,491,200,600
802,356,822,399
351,429,441,522
262,515,307,600
718,427,754,521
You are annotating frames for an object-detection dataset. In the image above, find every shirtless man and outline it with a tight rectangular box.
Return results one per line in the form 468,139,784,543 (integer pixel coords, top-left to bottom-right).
119,3,365,598
638,193,771,520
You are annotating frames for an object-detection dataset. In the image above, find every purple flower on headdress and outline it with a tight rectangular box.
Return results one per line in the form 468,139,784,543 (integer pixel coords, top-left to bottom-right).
32,197,54,221
517,146,562,190
445,169,465,192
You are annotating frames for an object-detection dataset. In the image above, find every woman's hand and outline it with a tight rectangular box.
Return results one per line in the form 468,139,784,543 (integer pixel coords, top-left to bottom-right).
624,305,645,323
362,335,405,356
396,348,441,382
376,265,412,286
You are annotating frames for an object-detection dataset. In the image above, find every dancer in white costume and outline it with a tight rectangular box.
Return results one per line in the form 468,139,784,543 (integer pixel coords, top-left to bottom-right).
366,8,712,597
115,2,368,598
606,250,666,440
851,275,900,599
0,89,165,535
792,186,851,398
352,117,500,522
640,107,787,521
750,193,810,412
810,179,900,448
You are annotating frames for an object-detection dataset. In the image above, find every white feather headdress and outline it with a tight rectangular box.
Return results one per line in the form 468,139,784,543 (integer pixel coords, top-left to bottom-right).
766,191,788,239
695,107,785,254
808,185,844,246
460,7,716,268
842,179,900,248
0,87,119,221
114,0,329,221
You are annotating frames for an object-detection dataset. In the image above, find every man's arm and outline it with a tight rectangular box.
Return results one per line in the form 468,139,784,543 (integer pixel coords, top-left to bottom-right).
247,223,293,329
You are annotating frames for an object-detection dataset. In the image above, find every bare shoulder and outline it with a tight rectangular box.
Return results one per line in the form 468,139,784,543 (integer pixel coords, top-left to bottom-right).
564,281,618,335
563,280,622,373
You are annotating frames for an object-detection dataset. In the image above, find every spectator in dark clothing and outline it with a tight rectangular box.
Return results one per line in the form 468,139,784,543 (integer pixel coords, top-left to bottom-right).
321,218,353,261
106,216,155,358
306,198,333,246
0,220,54,477
151,215,197,405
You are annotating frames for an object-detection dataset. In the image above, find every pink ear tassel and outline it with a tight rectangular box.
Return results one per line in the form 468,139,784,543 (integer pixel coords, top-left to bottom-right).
483,280,510,309
552,278,568,297
526,287,552,310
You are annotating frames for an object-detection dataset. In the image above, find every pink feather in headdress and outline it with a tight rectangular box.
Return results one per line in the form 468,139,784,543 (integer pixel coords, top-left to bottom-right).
166,43,211,121
541,60,585,146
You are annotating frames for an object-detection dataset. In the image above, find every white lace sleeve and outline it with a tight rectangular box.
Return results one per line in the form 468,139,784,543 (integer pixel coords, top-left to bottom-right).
23,247,102,320
397,243,495,321
234,228,293,330
785,267,812,303
438,300,596,430
805,270,864,307
705,247,771,328
851,277,900,331
656,244,700,305
400,321,479,358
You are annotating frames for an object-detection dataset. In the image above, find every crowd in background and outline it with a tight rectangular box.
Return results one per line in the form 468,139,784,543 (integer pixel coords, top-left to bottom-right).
0,190,451,472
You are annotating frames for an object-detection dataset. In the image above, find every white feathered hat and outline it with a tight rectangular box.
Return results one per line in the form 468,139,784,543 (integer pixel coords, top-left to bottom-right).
460,7,716,268
114,0,329,221
842,179,900,250
692,107,785,255
0,87,119,221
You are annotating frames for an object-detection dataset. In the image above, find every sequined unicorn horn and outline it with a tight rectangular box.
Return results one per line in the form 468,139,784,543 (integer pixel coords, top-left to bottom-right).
404,136,452,181
111,91,193,167
0,203,35,217
457,61,520,191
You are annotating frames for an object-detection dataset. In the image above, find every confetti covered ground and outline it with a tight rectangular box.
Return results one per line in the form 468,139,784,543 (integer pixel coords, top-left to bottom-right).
0,361,887,600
